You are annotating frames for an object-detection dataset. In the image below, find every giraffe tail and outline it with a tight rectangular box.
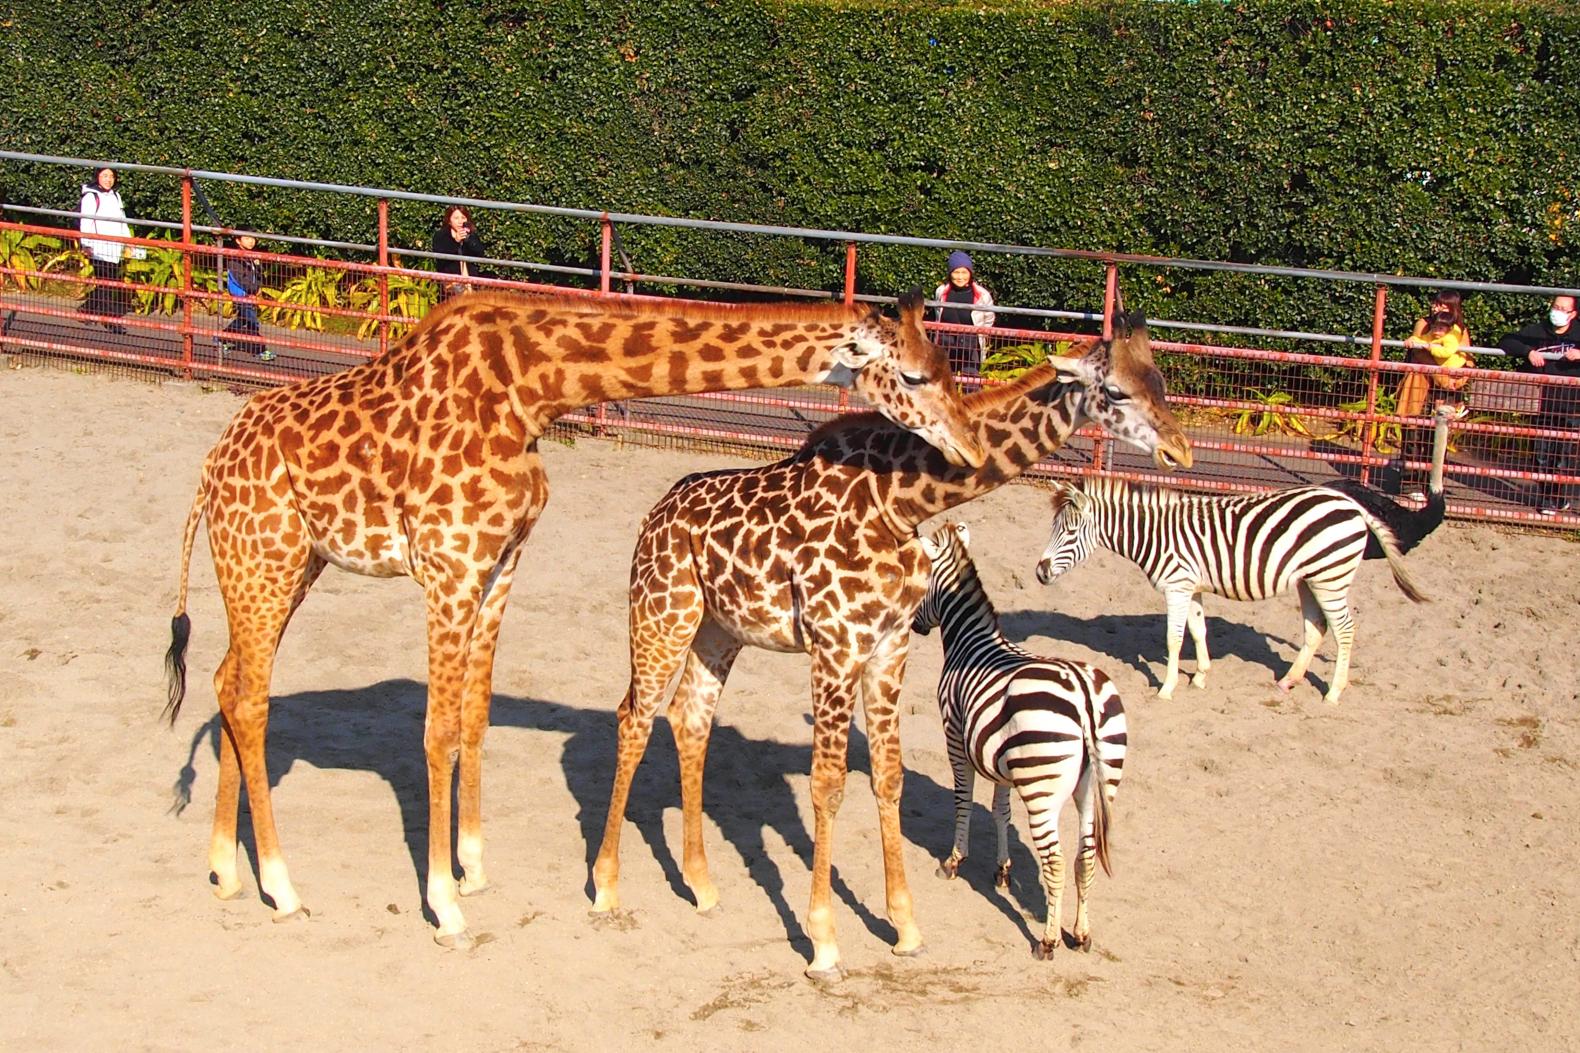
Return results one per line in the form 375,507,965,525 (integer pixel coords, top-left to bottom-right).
1082,677,1115,878
164,478,207,727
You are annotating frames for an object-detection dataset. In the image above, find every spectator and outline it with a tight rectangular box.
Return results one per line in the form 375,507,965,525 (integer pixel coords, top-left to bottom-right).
932,249,995,376
1396,290,1472,499
431,205,488,302
220,235,274,363
1498,294,1580,515
77,167,142,334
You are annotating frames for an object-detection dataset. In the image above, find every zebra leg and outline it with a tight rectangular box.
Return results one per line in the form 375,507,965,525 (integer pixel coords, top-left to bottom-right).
992,781,1012,889
1071,761,1099,952
1187,595,1211,689
1277,580,1326,697
1310,584,1357,704
1158,588,1192,699
936,751,974,879
670,620,741,914
1032,834,1067,960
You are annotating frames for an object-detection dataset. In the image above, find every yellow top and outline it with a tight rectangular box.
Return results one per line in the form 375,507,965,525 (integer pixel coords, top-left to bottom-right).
1406,321,1471,371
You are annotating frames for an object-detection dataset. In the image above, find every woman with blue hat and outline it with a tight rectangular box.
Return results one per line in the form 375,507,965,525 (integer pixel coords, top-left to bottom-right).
932,249,996,376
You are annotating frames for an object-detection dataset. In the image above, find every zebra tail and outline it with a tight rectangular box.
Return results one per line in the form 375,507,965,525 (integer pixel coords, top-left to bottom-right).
1082,683,1115,878
164,478,208,727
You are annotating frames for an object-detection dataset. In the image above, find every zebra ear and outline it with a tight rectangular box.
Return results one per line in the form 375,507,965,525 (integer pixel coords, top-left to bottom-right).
919,532,943,560
1050,480,1077,515
952,522,970,548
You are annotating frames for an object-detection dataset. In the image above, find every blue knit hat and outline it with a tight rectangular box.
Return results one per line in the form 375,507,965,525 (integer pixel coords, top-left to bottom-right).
946,250,974,275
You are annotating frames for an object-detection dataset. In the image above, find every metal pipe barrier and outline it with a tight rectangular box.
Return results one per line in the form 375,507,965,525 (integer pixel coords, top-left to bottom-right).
4,150,1579,529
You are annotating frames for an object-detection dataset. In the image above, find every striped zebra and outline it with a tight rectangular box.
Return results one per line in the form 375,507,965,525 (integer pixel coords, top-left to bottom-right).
913,522,1127,959
1034,477,1445,704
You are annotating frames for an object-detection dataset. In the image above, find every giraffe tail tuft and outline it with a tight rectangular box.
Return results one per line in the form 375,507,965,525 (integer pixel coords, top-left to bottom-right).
164,478,208,727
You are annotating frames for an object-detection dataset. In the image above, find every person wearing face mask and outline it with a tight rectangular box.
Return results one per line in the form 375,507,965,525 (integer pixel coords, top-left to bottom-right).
1395,291,1473,500
1499,294,1580,515
932,249,995,376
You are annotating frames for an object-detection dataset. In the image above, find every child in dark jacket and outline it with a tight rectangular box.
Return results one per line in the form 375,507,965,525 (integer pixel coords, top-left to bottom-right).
221,235,273,362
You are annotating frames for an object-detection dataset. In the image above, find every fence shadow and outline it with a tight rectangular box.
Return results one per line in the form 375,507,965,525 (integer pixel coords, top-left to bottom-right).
168,678,1050,955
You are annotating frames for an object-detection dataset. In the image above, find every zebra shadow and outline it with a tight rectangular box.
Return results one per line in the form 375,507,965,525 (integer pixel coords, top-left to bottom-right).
993,607,1301,694
168,678,1004,956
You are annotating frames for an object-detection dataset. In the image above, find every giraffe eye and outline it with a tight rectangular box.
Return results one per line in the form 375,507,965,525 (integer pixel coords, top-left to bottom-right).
900,371,928,387
1104,385,1130,403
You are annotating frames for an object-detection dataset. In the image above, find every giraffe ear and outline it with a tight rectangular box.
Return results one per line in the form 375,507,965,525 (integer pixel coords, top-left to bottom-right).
1050,354,1098,386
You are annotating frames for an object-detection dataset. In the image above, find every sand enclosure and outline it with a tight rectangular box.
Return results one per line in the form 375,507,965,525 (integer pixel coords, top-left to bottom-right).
1,363,1576,1051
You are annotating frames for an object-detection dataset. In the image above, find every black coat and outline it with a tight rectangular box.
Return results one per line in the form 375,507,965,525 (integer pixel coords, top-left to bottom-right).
1501,318,1580,416
431,226,488,278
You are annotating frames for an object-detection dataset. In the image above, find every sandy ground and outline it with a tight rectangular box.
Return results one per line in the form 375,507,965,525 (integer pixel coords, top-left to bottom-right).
1,362,1577,1052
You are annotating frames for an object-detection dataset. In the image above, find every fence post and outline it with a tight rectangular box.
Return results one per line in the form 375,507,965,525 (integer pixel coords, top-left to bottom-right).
376,198,391,358
600,215,613,296
180,175,195,378
1358,283,1388,486
838,240,857,412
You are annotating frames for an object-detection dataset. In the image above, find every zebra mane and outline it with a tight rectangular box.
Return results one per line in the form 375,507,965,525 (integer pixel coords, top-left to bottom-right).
1080,476,1197,511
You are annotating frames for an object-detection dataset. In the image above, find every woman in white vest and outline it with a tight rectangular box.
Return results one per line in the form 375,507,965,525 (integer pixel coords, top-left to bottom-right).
78,167,142,333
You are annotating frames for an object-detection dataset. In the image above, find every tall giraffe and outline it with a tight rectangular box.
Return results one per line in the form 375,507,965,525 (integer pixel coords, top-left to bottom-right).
591,313,1192,979
163,289,986,948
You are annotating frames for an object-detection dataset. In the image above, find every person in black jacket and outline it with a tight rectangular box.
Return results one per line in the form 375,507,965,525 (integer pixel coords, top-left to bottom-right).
1499,294,1580,514
220,234,273,362
431,206,488,302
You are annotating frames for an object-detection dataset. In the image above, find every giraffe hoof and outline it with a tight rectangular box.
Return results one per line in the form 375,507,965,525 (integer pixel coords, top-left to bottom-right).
1276,678,1295,694
272,906,310,924
459,878,493,898
434,927,477,951
696,903,724,919
211,882,248,902
891,941,926,959
1077,935,1093,953
805,964,846,985
1034,939,1059,960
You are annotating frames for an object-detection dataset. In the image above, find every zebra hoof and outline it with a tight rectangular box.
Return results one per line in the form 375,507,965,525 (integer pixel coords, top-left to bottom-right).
1034,939,1059,961
994,863,1011,890
935,857,962,880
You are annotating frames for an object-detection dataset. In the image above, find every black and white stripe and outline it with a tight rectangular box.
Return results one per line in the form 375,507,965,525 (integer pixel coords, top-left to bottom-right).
913,522,1127,959
1035,478,1440,704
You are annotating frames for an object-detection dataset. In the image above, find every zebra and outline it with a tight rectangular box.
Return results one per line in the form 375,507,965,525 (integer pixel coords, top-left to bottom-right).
912,522,1127,959
1034,477,1445,704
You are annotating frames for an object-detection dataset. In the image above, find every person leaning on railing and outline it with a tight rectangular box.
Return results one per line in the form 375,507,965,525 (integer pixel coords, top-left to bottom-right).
1499,293,1580,516
1395,290,1472,501
77,166,143,335
431,205,489,302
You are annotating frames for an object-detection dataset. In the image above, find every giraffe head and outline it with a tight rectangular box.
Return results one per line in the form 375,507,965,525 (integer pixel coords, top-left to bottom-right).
1034,481,1098,585
911,521,972,635
835,290,986,469
1050,313,1193,471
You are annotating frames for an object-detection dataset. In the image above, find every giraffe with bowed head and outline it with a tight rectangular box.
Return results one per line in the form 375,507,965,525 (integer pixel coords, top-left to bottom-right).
162,288,985,948
591,312,1191,980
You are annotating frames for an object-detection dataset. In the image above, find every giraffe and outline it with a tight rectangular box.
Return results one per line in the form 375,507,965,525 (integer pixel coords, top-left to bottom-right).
162,288,987,949
590,312,1192,980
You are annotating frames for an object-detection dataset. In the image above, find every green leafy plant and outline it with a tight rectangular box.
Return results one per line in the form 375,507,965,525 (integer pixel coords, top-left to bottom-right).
124,233,220,315
979,340,1074,383
0,228,77,291
260,264,346,332
1231,388,1313,438
1335,390,1402,454
348,262,439,341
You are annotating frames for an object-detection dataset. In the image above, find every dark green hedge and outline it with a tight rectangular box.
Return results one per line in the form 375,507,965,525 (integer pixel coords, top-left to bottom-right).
5,0,1579,371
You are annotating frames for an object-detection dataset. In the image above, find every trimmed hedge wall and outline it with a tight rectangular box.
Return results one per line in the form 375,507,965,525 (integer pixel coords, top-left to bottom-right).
5,0,1580,362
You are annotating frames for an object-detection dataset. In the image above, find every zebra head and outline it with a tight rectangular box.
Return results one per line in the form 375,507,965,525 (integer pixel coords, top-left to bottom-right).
911,521,972,635
1035,481,1098,585
1068,312,1193,471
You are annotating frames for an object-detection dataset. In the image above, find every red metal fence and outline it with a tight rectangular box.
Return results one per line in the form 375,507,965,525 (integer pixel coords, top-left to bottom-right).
3,162,1578,529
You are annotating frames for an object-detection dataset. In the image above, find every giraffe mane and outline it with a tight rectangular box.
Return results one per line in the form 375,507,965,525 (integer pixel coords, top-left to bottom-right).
415,289,870,327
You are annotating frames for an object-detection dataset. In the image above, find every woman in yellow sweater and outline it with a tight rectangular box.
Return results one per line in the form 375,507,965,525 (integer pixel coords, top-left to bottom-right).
1396,290,1472,499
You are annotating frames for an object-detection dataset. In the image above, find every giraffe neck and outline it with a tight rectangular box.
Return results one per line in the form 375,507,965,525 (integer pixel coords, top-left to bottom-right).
837,367,1087,533
386,294,873,433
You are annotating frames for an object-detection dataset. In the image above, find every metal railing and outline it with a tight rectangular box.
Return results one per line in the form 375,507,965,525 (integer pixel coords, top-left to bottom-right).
4,149,1579,528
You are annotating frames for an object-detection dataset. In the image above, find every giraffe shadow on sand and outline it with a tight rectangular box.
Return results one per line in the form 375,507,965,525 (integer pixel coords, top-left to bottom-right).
994,608,1305,695
170,679,1016,953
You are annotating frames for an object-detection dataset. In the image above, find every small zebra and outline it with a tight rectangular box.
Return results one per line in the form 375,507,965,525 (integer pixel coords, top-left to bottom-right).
1034,478,1444,704
913,522,1127,959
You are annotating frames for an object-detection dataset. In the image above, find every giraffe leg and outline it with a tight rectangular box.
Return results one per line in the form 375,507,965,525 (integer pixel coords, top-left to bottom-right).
991,782,1012,890
456,546,527,898
1278,581,1327,695
208,655,244,900
936,748,974,880
805,655,859,981
211,549,323,920
590,581,704,914
1187,595,1211,689
1158,589,1191,699
669,619,740,915
860,635,923,958
419,586,486,949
